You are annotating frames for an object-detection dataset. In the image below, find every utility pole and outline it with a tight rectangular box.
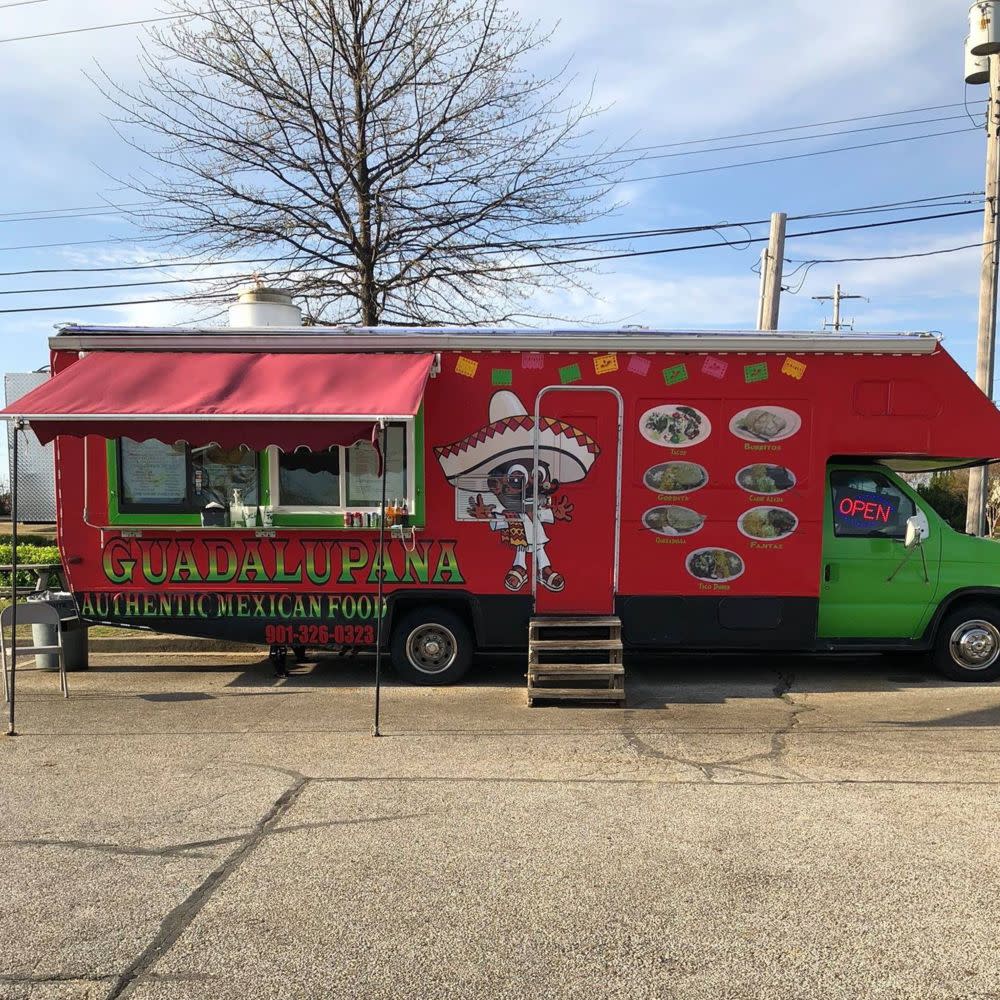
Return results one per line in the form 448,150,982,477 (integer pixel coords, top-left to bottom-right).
757,212,786,331
812,283,866,331
967,47,1000,536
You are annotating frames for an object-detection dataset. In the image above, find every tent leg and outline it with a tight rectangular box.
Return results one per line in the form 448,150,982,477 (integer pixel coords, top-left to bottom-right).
7,419,20,737
372,420,388,738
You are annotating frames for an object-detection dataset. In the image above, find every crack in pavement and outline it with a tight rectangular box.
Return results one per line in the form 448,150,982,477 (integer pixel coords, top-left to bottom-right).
0,972,114,984
103,769,309,1000
1,812,427,860
619,670,818,782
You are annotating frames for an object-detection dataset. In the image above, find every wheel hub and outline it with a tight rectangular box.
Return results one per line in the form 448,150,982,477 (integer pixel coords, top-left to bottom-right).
950,620,1000,671
406,623,458,675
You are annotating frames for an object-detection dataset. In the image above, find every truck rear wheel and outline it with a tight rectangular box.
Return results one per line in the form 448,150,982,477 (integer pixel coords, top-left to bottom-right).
390,606,473,686
933,604,1000,681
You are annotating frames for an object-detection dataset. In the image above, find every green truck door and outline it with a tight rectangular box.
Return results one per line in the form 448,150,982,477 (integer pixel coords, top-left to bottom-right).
818,468,940,640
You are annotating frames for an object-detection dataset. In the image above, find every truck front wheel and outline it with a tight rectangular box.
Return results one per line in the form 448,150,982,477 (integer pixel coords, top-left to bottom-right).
934,604,1000,681
390,607,474,686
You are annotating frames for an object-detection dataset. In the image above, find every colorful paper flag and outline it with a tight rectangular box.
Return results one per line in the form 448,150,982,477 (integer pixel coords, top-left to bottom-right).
663,363,689,386
627,356,651,376
491,368,513,386
594,353,619,375
559,363,582,384
782,357,807,380
702,356,728,380
456,356,479,378
744,362,769,384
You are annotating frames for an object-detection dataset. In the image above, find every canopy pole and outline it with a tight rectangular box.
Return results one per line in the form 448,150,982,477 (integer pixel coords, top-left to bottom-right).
372,419,388,738
7,419,21,736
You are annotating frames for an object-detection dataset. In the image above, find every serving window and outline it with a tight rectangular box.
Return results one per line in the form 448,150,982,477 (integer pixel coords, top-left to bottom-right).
108,416,420,527
115,439,259,515
269,424,410,514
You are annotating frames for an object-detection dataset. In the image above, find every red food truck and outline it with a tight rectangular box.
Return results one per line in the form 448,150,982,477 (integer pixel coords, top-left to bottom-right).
6,323,1000,690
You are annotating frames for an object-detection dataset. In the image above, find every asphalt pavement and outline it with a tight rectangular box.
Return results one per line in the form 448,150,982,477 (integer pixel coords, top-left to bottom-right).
2,648,1000,999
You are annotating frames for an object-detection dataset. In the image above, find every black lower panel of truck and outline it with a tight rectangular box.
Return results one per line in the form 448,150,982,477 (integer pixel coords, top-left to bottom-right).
616,595,819,650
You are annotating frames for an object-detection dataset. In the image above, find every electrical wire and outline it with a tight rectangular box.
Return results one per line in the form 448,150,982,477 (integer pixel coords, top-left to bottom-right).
0,209,986,306
609,128,981,185
0,292,234,315
614,104,967,154
0,205,985,289
0,4,269,44
0,0,50,8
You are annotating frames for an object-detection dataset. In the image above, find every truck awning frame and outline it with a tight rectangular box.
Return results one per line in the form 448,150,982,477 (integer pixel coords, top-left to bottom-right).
0,351,436,450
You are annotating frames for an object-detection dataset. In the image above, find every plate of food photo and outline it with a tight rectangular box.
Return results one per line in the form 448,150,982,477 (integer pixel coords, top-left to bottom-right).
686,548,746,583
729,406,801,443
640,405,712,447
735,464,796,495
643,461,709,495
738,506,799,540
642,505,706,537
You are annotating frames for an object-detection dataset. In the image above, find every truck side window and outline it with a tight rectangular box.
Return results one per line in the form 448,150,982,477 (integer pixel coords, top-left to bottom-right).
117,439,258,513
830,470,916,539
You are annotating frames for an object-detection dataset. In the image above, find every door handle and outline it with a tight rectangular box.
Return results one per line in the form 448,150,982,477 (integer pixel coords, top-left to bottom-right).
824,563,832,583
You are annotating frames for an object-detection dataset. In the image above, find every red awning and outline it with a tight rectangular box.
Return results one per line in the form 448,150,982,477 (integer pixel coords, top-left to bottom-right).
1,351,435,450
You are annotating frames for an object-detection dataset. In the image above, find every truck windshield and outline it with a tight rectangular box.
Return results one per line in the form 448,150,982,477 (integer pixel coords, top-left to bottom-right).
830,470,916,539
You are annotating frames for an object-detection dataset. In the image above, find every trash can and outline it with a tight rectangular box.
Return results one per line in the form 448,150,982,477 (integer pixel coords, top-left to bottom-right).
26,591,89,672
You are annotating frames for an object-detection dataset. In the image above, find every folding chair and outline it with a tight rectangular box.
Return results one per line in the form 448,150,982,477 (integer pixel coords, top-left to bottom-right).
1,602,69,702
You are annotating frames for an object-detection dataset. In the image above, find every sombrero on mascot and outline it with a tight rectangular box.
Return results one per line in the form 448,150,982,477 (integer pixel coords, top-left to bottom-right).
435,390,601,486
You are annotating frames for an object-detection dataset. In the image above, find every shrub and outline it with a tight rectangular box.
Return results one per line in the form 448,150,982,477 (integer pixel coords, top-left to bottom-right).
0,543,61,589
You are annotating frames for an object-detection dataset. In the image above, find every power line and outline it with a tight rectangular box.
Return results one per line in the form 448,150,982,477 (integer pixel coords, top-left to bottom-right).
0,12,185,44
0,237,151,254
0,200,983,284
615,103,969,154
0,201,148,220
0,0,50,8
0,208,985,307
612,128,980,185
0,2,267,44
0,292,234,316
593,114,973,169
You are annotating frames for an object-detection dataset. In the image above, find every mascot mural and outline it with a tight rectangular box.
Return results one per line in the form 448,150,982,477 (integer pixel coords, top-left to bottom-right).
435,390,601,593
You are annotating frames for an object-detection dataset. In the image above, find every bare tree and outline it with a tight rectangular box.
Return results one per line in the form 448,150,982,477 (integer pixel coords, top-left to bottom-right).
99,0,628,325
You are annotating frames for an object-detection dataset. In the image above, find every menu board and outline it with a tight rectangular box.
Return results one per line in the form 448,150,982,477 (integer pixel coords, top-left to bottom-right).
636,400,807,590
347,429,406,505
121,439,187,505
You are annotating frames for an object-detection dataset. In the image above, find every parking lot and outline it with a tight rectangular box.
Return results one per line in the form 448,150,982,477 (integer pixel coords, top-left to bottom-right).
2,648,1000,1000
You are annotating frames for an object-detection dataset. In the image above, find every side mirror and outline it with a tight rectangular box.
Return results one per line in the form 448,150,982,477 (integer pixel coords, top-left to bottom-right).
904,516,924,549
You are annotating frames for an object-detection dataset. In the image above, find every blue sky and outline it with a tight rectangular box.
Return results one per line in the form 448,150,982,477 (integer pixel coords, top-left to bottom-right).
0,0,989,396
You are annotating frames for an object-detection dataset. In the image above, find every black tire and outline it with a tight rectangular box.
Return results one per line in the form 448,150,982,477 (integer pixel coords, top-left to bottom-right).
933,603,1000,682
292,646,308,663
390,606,474,686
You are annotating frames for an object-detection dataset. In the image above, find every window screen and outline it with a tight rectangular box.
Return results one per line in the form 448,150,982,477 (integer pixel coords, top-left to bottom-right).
830,470,916,539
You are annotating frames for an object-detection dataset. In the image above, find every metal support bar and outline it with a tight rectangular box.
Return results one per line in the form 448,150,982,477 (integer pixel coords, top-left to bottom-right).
7,418,21,736
372,419,388,738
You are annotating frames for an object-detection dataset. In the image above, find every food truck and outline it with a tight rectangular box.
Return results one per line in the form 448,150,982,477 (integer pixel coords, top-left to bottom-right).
6,321,1000,688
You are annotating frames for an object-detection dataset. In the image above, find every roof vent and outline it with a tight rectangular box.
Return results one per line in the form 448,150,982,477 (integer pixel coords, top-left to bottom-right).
228,285,302,328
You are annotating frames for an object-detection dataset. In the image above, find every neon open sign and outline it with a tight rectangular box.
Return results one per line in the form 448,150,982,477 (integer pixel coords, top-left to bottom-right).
836,488,897,529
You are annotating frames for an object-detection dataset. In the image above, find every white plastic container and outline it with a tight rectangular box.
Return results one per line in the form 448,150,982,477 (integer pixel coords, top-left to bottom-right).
969,2,1000,56
967,36,990,84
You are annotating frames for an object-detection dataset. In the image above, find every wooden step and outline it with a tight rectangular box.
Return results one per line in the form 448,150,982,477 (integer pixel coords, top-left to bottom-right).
529,663,625,676
530,616,620,629
529,639,622,651
528,688,626,704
